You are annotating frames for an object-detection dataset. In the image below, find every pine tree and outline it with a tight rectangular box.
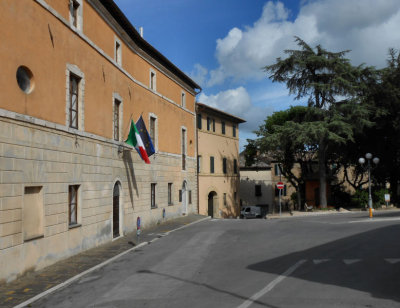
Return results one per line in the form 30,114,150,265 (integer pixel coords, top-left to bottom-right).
264,37,370,207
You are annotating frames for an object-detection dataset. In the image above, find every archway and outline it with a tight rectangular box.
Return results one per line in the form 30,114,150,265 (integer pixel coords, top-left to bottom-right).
208,191,217,218
113,182,121,238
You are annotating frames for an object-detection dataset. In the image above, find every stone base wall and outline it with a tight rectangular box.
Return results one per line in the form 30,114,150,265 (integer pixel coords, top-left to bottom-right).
0,116,197,283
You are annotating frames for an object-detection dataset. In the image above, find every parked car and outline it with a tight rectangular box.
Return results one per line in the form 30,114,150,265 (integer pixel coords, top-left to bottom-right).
240,206,263,219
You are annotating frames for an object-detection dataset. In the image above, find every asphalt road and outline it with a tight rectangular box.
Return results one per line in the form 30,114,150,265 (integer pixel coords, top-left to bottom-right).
33,210,400,308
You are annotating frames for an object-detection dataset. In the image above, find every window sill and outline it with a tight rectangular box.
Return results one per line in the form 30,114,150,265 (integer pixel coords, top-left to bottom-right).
168,203,174,206
24,234,44,242
69,223,82,229
151,205,158,209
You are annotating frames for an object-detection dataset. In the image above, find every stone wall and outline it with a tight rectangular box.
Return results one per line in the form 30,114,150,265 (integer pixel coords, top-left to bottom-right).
0,115,197,282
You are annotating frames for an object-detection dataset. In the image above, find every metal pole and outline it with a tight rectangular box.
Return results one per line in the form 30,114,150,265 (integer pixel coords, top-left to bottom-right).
279,164,282,216
368,159,373,218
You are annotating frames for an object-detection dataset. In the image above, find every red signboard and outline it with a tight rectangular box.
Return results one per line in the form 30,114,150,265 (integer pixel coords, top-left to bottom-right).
277,182,284,190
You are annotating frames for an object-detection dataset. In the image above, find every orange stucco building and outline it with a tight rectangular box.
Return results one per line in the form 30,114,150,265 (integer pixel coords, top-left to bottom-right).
196,103,245,218
0,0,200,282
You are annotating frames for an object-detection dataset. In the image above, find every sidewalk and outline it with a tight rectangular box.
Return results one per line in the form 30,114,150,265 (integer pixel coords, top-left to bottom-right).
266,207,400,219
0,214,209,308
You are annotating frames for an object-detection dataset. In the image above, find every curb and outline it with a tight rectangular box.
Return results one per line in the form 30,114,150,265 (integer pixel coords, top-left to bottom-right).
14,216,211,308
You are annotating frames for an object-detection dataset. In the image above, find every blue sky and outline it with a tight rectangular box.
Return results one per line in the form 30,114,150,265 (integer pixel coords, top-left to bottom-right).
114,0,400,151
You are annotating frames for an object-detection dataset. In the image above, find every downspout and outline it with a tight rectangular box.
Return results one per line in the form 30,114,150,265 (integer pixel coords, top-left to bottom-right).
195,102,200,214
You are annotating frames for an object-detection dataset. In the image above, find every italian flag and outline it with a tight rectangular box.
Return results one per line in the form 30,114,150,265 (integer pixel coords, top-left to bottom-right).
125,120,150,164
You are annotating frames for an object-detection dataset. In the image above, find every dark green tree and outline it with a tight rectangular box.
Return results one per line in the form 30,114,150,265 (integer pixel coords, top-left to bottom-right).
256,106,313,209
363,49,400,205
264,37,371,208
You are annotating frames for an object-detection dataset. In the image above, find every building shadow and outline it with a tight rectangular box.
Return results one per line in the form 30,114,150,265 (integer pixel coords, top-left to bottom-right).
122,149,139,205
247,224,400,303
136,269,280,308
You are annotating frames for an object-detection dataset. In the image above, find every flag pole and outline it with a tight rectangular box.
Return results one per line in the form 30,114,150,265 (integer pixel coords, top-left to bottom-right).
123,113,133,139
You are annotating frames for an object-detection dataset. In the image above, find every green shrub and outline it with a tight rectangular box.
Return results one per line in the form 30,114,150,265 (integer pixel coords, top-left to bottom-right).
351,190,369,208
373,188,389,207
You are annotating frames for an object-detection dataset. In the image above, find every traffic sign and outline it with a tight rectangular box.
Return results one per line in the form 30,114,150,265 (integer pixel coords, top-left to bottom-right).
277,182,284,190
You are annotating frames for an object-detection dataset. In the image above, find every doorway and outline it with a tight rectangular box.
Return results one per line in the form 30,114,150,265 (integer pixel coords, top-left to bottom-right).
113,182,120,238
208,191,217,218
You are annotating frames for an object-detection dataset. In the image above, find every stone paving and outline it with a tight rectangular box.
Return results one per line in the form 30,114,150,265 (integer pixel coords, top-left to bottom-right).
0,214,208,308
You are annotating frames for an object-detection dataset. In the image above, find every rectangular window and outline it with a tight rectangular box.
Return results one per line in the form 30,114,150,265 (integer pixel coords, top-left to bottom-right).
23,186,44,241
182,128,186,170
70,0,80,28
212,119,215,132
168,183,173,205
234,191,237,204
197,155,202,173
223,193,227,206
150,70,156,90
221,121,225,134
151,183,156,208
181,92,186,107
115,40,121,65
223,158,227,174
197,114,202,129
69,74,80,129
113,99,121,141
207,117,211,131
255,185,262,197
69,185,79,226
210,156,214,173
189,190,192,204
233,123,236,137
150,116,156,144
179,189,182,202
234,159,238,174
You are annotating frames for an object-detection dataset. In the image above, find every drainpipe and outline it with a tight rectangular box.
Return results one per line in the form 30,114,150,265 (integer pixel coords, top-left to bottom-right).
196,103,199,214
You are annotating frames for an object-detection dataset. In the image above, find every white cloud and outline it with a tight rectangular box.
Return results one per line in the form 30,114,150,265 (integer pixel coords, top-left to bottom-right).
189,64,208,87
198,87,273,135
198,86,251,115
207,0,400,86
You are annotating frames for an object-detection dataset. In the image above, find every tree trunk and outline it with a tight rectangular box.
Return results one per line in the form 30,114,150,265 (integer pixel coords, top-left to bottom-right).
318,138,327,208
297,189,302,211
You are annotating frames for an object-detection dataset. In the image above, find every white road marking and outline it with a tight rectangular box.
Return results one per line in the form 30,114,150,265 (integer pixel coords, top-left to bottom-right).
385,258,400,264
237,259,307,308
348,217,400,223
343,259,362,265
313,259,331,264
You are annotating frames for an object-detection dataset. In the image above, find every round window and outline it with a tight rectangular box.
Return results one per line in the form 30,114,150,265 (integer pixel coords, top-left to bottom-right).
16,66,34,93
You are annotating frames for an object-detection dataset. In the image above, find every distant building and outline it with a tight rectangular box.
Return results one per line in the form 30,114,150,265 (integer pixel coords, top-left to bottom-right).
0,0,200,282
196,103,245,218
239,154,295,213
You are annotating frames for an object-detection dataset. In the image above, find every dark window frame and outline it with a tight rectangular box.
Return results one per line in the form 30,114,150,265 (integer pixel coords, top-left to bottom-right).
255,185,262,197
168,183,173,205
151,183,157,209
197,114,202,129
221,121,225,134
223,158,227,174
68,185,79,226
210,156,215,174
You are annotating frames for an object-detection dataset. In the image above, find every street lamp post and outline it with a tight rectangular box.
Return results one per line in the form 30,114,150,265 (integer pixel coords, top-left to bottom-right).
358,153,379,218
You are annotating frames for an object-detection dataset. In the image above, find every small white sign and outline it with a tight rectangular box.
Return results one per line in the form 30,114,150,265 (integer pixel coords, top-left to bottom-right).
384,194,390,202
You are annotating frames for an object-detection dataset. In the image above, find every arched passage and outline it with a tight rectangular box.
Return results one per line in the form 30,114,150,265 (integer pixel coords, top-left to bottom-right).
208,191,217,218
113,181,121,238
